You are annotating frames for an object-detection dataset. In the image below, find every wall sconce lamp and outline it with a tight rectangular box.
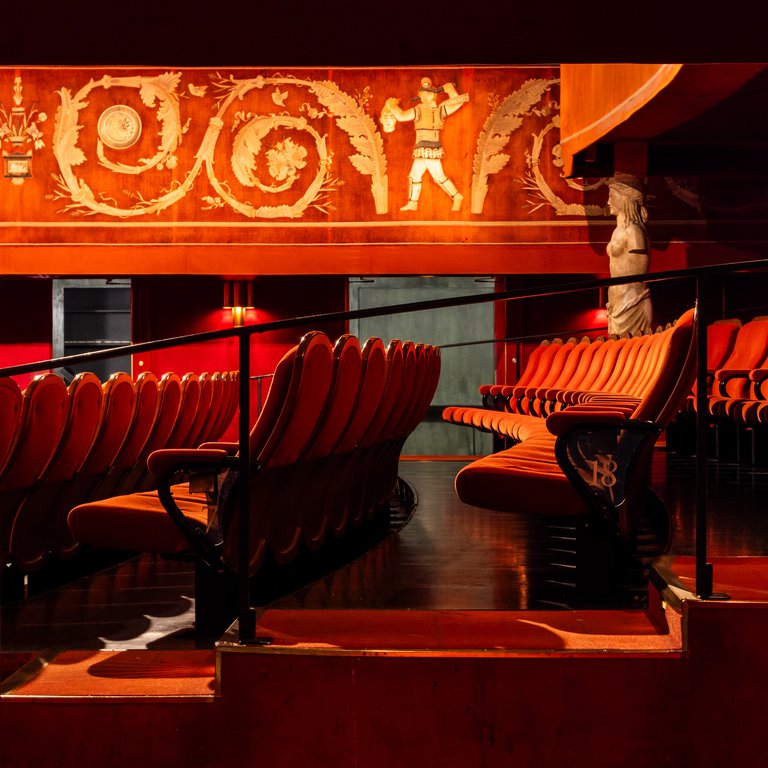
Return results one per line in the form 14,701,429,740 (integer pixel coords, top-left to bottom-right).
223,280,255,327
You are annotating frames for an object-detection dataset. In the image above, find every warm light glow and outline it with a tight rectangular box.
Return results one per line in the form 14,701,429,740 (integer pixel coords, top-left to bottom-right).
231,306,246,327
223,280,255,326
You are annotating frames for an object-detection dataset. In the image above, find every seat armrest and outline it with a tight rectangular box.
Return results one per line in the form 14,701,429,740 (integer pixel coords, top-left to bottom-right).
553,417,660,541
714,369,752,396
198,441,239,455
546,408,628,436
749,368,768,399
148,448,229,477
715,368,752,380
149,448,233,571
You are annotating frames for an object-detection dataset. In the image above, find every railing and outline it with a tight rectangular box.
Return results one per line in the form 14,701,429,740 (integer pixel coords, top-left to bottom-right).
2,258,767,639
249,373,275,417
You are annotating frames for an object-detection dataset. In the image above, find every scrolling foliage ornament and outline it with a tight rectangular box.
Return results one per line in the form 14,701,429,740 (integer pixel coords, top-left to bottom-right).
471,78,607,217
471,78,555,214
51,73,187,216
49,72,388,219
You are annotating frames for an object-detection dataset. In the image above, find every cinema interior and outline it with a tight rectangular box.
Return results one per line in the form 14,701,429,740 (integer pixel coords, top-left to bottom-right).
1,9,767,767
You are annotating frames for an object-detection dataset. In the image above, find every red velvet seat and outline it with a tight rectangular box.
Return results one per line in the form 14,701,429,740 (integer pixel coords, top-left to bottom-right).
131,372,199,492
8,372,103,570
519,338,581,416
69,332,334,576
84,371,160,505
380,343,441,500
349,339,409,527
193,372,226,446
210,371,239,441
164,373,201,449
708,317,768,417
478,339,552,410
502,339,564,414
684,318,741,412
0,378,23,474
183,371,216,449
454,309,697,542
49,371,137,557
258,333,337,562
363,342,425,518
69,331,435,597
325,337,389,538
117,371,182,495
296,335,363,549
529,337,590,415
0,373,69,566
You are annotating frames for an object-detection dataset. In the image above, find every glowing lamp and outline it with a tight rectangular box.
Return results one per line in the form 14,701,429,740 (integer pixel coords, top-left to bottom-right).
223,280,255,327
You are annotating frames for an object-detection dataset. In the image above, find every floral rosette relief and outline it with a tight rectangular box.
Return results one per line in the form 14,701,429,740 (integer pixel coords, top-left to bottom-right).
50,73,187,216
47,70,616,222
49,71,388,219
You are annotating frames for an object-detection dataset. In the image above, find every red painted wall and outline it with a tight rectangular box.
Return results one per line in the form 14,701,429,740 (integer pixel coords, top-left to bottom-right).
0,278,53,389
131,275,348,439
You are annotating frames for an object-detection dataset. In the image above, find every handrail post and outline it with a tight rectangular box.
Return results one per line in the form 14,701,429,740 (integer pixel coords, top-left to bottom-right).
694,276,712,597
694,276,729,600
237,328,256,641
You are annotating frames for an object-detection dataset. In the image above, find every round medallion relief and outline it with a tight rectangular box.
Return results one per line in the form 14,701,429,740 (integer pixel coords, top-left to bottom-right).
97,105,142,150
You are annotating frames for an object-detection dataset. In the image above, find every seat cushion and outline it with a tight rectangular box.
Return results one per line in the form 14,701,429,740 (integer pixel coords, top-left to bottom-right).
69,490,209,555
455,449,590,516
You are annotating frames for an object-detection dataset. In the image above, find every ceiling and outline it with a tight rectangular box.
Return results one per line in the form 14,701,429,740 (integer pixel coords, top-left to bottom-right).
5,3,768,67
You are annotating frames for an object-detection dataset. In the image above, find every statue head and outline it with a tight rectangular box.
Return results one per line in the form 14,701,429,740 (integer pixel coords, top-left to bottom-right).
608,175,648,225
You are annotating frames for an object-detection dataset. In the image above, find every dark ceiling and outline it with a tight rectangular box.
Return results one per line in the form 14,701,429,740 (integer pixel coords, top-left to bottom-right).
7,2,768,66
13,3,768,180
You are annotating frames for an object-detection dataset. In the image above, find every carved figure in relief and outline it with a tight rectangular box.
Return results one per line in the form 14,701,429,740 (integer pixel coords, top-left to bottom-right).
381,77,468,212
605,175,652,336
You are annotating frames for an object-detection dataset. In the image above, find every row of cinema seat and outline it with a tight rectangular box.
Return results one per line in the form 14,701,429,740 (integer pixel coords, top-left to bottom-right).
0,369,238,587
695,316,768,460
68,333,440,610
443,308,697,544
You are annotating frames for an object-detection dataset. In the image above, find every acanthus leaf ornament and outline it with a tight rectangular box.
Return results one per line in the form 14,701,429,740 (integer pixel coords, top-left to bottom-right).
470,78,556,214
304,79,388,214
52,72,387,219
520,111,608,217
52,73,190,216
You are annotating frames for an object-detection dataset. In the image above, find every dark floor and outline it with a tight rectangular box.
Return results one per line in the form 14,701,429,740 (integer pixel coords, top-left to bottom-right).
1,449,767,652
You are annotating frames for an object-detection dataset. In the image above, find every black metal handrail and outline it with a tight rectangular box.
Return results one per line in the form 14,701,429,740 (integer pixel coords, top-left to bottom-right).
1,256,766,639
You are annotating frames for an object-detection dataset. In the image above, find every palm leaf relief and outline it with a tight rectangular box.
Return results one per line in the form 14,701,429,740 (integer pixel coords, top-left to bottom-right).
309,80,388,213
470,78,555,214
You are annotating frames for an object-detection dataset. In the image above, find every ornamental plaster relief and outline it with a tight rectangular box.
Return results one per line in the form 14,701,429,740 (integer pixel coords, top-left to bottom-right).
28,68,594,222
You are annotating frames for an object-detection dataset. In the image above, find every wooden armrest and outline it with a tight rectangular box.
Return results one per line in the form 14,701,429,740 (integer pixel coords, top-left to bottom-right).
147,448,229,477
546,408,627,436
715,369,752,396
714,368,752,381
198,441,239,455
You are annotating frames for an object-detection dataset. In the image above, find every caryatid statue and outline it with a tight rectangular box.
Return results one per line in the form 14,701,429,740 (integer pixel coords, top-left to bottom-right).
380,77,469,212
605,175,653,336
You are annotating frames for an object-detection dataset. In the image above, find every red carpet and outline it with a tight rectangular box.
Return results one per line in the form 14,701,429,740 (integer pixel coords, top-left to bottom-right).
238,606,683,656
660,556,768,602
2,650,216,698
